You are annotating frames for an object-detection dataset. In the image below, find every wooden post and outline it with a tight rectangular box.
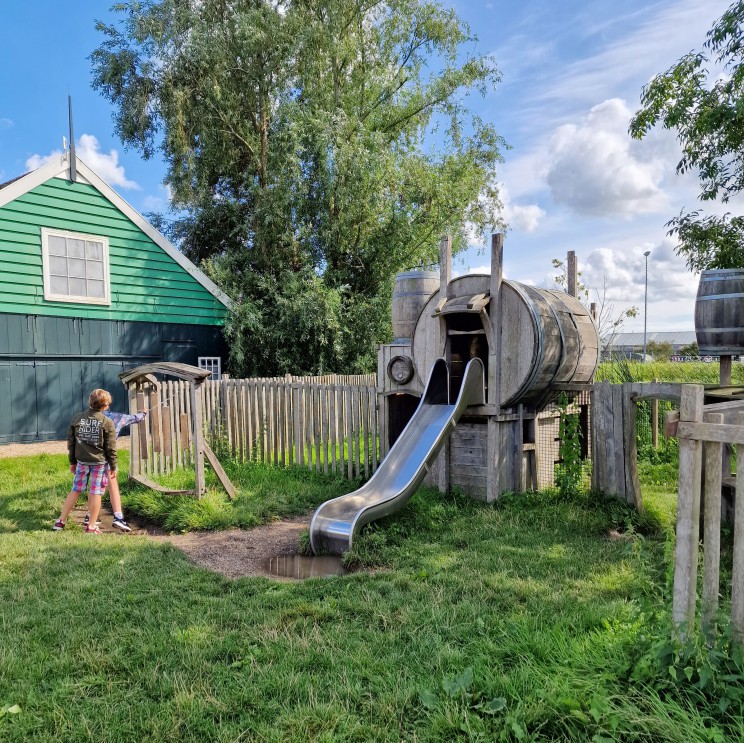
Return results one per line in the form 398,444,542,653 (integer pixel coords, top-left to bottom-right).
487,233,504,502
488,233,503,408
127,383,140,478
440,234,452,299
149,390,161,454
622,383,642,508
702,413,723,645
721,356,733,484
136,389,148,462
673,384,704,639
651,378,659,449
733,413,744,645
567,250,577,298
191,381,206,498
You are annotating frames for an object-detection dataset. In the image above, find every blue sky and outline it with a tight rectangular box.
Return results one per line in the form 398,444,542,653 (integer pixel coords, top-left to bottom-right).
0,0,735,332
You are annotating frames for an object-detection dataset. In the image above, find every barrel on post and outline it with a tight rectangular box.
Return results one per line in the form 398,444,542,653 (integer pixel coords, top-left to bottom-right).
695,269,744,355
391,271,439,342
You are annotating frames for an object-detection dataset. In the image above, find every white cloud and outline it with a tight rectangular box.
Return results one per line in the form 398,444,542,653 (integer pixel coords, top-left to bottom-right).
544,98,669,217
0,118,12,130
26,134,139,190
505,202,545,232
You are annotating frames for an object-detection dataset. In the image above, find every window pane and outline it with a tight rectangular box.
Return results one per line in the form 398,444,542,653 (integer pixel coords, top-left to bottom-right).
68,258,86,278
50,275,68,294
86,241,103,260
86,261,104,280
48,235,67,256
49,256,68,275
69,278,86,296
87,280,105,298
68,239,85,258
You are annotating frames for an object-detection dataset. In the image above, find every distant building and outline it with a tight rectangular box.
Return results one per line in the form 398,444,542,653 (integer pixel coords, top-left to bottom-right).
604,331,698,360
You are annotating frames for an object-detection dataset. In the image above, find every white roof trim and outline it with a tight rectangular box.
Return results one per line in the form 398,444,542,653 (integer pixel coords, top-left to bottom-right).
0,154,232,310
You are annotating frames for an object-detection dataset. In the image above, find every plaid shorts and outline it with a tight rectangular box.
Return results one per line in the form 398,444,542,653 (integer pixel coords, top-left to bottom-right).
72,463,109,495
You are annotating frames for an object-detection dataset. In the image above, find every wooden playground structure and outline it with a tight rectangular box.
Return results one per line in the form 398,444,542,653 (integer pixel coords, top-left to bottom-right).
120,362,236,499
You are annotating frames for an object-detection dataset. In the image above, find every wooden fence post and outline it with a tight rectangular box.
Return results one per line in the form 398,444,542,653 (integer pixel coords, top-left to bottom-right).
702,412,723,644
673,384,704,639
732,413,744,645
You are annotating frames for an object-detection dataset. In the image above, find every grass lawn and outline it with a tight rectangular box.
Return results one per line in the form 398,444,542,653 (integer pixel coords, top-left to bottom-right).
0,452,742,741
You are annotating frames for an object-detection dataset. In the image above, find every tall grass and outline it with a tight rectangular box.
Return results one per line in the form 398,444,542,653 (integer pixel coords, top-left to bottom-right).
597,359,744,384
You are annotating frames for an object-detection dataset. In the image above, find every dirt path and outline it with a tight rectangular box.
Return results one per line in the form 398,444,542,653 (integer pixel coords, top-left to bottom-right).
65,505,313,580
0,438,131,458
5,442,319,580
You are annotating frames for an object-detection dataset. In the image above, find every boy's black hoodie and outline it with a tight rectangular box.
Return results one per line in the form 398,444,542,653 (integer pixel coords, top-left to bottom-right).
67,409,117,470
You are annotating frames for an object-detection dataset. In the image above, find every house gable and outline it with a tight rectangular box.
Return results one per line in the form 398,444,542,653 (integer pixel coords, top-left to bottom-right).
0,156,230,326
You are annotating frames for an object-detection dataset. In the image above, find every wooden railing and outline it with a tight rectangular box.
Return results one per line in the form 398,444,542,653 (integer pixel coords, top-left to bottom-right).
665,385,744,644
202,375,379,480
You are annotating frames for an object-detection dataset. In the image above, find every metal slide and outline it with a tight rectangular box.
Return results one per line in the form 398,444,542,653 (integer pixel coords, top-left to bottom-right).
310,357,485,555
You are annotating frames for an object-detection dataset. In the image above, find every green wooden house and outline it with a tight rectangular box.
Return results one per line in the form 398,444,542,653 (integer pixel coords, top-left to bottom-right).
0,152,231,442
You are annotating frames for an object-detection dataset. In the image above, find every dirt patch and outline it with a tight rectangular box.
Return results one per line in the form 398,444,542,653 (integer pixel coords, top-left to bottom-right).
10,440,322,580
149,516,312,579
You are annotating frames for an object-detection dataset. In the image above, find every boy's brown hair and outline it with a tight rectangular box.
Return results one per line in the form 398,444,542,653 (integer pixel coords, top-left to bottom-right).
89,389,112,411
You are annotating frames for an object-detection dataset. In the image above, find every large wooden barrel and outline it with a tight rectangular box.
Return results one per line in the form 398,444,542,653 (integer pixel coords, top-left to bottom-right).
695,268,744,355
500,281,599,408
391,271,439,341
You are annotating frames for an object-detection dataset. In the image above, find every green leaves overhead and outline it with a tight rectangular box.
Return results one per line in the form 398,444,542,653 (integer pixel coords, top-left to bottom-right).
630,2,744,270
92,0,505,374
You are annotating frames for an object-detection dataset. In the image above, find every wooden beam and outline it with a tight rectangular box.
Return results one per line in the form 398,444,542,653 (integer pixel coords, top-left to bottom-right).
677,421,744,446
203,443,237,500
130,473,195,495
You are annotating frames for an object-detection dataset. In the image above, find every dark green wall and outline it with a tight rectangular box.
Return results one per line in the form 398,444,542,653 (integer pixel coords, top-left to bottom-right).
0,313,226,442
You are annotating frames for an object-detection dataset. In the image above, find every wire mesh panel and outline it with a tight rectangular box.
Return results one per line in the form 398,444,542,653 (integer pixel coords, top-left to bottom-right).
537,390,592,489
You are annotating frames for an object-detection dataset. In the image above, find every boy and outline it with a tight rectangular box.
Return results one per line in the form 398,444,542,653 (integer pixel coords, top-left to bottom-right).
53,389,118,534
84,409,147,532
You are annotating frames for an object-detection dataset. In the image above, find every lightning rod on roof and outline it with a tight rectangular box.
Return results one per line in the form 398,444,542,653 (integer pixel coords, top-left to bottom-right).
68,95,77,183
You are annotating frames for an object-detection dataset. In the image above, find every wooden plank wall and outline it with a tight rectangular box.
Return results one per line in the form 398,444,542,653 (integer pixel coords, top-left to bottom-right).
590,381,642,507
200,375,378,480
130,379,195,479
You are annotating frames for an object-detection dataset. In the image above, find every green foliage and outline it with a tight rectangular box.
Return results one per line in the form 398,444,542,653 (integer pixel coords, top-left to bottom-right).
630,2,744,271
555,393,583,499
91,0,506,375
646,340,675,361
679,342,700,357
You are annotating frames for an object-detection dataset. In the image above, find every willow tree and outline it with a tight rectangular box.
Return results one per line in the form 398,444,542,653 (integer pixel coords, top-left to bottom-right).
92,0,505,374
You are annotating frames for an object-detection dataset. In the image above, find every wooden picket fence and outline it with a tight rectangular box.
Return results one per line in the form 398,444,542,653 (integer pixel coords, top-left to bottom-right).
665,384,744,645
131,378,198,481
201,374,379,480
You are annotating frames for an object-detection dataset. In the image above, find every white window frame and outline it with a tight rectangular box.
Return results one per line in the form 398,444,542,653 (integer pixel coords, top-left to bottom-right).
198,356,222,379
41,227,111,305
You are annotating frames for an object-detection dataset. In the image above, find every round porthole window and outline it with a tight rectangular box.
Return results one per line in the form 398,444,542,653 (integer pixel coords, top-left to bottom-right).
387,355,414,385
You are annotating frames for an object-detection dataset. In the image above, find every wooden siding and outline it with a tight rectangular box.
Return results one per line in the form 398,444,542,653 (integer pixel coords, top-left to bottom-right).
0,177,227,325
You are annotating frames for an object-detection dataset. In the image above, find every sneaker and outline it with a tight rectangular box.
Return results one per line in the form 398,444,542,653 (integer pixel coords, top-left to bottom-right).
84,525,103,535
112,517,132,533
83,514,102,526
52,519,65,531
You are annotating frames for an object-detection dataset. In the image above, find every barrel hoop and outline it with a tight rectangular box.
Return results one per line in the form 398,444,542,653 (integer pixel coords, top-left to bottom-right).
697,327,744,333
393,290,440,297
696,292,744,300
502,280,544,405
699,270,744,280
699,347,744,355
543,289,582,381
